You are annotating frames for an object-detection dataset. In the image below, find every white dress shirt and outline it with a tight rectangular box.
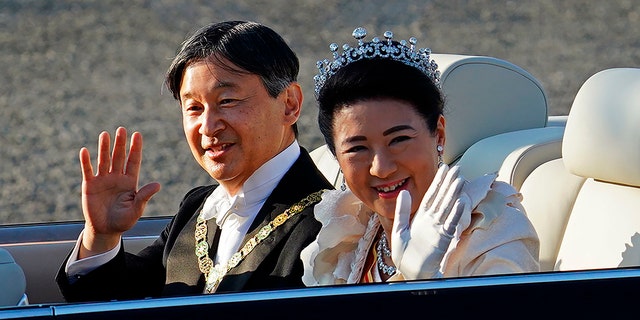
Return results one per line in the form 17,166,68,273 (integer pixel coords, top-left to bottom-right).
199,140,300,265
66,141,300,279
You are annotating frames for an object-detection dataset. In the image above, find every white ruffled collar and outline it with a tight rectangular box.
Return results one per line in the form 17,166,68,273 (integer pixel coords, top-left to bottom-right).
300,188,376,285
301,172,500,286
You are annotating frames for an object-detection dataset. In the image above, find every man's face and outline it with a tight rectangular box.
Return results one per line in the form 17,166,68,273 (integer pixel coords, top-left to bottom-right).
179,59,299,195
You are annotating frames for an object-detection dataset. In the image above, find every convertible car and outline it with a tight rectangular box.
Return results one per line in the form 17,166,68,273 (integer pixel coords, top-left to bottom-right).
0,54,638,319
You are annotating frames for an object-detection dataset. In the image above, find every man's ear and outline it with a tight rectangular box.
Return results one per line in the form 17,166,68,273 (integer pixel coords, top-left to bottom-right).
282,82,303,124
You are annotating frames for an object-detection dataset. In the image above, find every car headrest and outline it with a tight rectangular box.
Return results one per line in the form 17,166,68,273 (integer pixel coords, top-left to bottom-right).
562,68,640,187
432,54,548,164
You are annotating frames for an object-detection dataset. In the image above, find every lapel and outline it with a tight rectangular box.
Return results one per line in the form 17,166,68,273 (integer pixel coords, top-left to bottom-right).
227,201,303,275
164,194,221,296
216,147,332,291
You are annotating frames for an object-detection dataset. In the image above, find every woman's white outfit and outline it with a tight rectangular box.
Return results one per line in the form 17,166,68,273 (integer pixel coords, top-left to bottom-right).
301,173,540,286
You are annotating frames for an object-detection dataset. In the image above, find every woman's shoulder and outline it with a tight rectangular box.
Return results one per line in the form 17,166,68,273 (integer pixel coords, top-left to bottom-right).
463,173,529,232
457,173,539,257
301,189,377,286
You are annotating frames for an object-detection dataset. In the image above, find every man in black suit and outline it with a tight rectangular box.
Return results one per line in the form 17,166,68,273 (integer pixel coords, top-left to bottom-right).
56,21,333,302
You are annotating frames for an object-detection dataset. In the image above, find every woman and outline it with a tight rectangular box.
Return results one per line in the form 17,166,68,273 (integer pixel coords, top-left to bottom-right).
301,27,539,285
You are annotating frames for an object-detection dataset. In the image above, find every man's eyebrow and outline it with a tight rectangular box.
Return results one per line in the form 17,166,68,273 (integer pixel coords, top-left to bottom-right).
344,135,366,144
180,80,236,100
214,80,235,88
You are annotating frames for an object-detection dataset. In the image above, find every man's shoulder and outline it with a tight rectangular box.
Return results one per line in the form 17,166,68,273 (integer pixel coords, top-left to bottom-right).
180,184,218,204
167,184,218,232
265,148,334,212
286,147,333,188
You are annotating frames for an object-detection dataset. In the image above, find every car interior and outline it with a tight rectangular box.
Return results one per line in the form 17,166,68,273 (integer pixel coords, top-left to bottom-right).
0,248,28,307
0,55,638,308
518,68,640,272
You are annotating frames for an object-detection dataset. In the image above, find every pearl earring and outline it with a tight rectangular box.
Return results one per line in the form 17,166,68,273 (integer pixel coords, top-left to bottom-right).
437,145,444,167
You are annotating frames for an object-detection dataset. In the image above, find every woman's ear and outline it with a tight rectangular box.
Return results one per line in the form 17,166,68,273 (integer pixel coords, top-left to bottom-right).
436,115,446,147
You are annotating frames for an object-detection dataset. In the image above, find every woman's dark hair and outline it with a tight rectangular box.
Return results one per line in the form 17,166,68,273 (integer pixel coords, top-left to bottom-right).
165,20,300,135
317,58,445,155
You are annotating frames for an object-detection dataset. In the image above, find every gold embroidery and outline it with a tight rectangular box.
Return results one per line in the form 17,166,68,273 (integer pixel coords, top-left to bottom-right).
195,190,325,293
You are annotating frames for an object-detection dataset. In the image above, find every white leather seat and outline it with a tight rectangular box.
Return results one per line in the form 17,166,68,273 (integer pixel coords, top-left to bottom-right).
0,248,28,306
311,54,551,188
520,68,640,272
458,126,564,189
434,54,548,166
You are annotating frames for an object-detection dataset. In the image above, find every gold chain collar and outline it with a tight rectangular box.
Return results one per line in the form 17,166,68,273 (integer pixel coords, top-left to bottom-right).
195,190,325,293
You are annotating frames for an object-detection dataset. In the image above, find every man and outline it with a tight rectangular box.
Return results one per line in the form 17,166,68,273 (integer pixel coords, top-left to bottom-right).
56,21,333,302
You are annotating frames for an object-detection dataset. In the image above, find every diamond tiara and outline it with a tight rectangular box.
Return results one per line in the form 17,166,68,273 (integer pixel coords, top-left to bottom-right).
313,27,441,95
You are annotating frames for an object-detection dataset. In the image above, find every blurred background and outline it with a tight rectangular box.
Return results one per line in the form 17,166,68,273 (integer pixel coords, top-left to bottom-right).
1,0,638,223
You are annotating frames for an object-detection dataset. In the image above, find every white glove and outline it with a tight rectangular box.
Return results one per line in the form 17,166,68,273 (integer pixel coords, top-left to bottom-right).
391,164,470,279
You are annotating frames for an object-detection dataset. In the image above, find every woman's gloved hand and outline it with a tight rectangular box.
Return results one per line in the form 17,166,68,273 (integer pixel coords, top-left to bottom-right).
391,164,470,279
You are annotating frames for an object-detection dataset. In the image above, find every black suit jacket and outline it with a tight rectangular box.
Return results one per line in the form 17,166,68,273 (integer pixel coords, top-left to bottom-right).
57,147,333,302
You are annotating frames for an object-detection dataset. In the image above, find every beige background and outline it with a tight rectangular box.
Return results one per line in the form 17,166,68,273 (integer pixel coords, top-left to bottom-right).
1,0,638,223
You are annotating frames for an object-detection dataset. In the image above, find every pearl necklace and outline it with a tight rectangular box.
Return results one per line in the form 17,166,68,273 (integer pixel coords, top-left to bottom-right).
376,232,397,276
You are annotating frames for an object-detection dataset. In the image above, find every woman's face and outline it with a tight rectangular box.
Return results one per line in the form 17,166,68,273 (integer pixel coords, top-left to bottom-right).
332,99,445,219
